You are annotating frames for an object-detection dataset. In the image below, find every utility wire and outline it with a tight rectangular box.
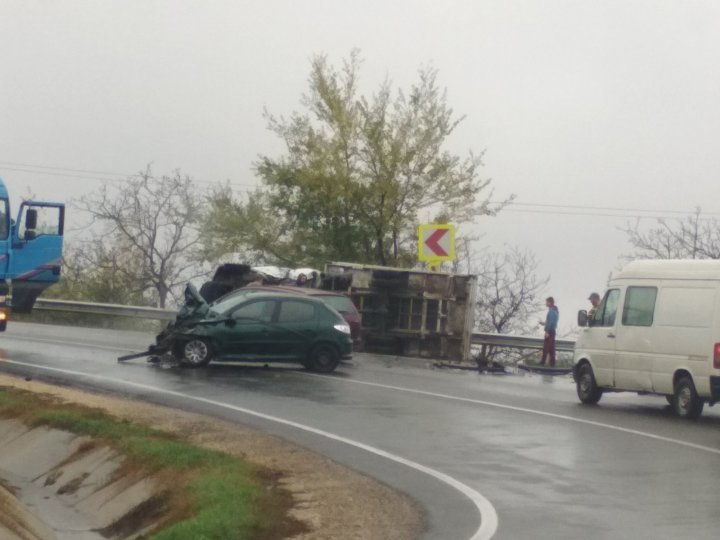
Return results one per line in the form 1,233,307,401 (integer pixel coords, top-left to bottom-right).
2,159,718,218
0,161,257,189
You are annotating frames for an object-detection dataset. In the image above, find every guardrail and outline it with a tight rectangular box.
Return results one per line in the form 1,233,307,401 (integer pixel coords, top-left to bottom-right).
34,299,177,321
32,299,578,352
472,332,575,352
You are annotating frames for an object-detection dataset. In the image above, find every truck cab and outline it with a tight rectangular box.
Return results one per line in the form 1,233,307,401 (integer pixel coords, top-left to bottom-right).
0,178,65,321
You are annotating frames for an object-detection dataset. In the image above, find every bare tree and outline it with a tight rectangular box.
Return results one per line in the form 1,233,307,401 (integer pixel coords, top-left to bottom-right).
74,167,205,307
473,247,549,366
49,242,135,303
622,208,720,260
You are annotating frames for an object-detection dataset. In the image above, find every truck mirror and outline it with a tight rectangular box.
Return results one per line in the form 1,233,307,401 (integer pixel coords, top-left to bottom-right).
577,310,588,327
25,208,38,231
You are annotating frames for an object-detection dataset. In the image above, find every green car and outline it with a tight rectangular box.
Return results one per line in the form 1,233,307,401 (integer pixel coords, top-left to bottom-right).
170,290,353,372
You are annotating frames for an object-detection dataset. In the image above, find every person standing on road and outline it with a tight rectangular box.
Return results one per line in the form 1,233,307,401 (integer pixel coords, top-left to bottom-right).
587,292,601,322
538,296,559,366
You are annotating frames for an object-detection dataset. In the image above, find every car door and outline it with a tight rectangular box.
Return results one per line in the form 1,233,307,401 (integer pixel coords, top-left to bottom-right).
579,288,621,387
270,299,319,360
213,299,277,360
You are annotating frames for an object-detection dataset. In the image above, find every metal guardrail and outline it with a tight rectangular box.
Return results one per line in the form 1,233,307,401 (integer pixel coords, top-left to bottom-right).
472,332,575,352
34,299,177,321
32,299,578,352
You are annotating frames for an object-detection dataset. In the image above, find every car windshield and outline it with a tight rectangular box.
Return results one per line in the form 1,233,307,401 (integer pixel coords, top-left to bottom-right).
317,295,355,314
210,289,267,314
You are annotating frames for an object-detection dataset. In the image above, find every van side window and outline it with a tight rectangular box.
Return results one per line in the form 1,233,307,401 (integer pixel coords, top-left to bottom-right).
622,286,657,327
591,289,620,327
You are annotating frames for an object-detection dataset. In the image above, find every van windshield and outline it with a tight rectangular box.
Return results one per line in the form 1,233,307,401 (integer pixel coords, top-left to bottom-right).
591,289,619,327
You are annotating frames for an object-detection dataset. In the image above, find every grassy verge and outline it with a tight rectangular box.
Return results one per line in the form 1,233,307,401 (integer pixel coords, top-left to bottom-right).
0,387,305,539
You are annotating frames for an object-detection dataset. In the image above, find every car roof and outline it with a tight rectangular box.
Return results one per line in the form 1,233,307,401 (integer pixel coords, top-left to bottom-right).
237,291,326,302
245,285,347,297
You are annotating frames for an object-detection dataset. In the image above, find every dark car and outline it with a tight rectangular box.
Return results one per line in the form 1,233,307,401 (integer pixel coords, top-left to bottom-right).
242,285,363,349
169,290,352,372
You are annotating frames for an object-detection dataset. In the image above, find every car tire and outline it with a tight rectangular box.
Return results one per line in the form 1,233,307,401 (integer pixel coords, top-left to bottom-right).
178,338,213,368
672,376,704,419
305,344,340,373
576,363,602,404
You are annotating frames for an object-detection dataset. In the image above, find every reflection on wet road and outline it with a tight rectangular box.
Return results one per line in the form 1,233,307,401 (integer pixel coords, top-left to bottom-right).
1,322,719,540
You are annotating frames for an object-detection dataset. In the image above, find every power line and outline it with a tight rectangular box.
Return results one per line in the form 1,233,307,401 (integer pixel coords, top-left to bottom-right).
0,161,257,189
2,158,718,218
501,208,694,220
503,201,717,216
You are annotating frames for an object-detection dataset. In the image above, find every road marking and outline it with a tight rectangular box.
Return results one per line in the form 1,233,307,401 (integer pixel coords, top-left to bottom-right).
4,334,135,353
304,373,720,456
0,359,498,540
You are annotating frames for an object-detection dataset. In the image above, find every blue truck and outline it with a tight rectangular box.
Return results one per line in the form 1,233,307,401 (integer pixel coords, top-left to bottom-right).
0,177,65,330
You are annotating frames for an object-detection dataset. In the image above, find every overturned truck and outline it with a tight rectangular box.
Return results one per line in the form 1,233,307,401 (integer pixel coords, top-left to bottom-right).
321,262,477,362
144,261,477,363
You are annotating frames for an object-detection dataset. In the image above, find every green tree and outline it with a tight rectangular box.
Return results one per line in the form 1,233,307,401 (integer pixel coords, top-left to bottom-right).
204,51,511,267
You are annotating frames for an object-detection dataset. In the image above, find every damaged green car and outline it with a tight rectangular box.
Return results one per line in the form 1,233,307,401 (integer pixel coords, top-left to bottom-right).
153,284,353,371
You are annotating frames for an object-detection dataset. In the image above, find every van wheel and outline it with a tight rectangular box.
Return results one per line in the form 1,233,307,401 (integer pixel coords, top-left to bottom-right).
178,338,213,368
576,363,602,404
305,344,340,373
673,376,704,419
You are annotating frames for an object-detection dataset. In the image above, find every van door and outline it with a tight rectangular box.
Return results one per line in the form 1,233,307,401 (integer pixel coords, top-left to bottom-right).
580,288,621,387
614,286,657,391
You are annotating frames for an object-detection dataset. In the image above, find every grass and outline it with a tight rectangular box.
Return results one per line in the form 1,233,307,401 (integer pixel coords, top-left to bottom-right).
0,387,305,539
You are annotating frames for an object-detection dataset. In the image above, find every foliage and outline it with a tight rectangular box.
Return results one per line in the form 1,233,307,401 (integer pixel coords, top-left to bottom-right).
203,51,510,268
72,167,206,307
46,242,148,305
622,208,720,260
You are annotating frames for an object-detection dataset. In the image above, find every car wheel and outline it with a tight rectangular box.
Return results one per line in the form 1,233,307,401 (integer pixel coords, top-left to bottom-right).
576,363,602,404
179,338,213,367
673,376,704,419
305,344,340,373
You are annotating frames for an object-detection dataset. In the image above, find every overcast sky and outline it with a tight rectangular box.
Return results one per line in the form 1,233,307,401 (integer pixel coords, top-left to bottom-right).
2,0,719,333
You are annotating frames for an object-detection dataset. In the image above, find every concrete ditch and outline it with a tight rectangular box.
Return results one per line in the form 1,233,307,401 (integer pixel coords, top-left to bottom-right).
0,373,424,540
0,420,159,540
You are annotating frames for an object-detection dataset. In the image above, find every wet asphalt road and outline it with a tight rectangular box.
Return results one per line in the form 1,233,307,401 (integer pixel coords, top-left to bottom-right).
1,322,719,540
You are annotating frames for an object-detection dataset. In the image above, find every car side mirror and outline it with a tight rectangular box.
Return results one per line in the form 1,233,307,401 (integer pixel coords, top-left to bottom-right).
224,318,236,327
577,310,588,327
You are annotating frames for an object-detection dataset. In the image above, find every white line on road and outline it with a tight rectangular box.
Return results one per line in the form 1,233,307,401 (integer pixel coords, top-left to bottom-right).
0,359,498,540
304,373,720,456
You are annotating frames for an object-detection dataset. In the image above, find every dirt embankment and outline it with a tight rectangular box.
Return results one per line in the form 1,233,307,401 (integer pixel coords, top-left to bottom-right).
0,374,423,540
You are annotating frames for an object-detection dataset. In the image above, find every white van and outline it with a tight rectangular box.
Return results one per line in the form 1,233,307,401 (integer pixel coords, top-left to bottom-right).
573,259,720,419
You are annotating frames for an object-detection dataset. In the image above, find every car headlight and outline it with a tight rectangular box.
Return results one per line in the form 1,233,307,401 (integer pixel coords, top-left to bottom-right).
334,323,351,335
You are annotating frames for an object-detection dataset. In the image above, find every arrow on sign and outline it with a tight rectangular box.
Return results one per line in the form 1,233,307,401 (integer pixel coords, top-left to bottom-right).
425,228,449,257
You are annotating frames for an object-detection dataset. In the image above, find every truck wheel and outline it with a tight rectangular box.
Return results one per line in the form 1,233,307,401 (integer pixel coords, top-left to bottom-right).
673,376,704,419
305,344,340,373
576,363,602,404
179,338,213,367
